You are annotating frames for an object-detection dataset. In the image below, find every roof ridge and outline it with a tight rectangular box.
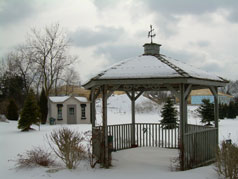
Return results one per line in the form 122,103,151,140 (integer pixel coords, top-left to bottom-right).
154,54,191,77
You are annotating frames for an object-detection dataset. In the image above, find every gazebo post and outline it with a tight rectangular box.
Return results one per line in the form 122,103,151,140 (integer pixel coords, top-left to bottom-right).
210,86,219,146
90,87,96,127
179,84,185,170
102,85,109,168
131,89,136,147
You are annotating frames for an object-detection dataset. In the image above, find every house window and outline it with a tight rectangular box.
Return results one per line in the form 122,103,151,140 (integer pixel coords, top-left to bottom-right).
57,104,63,120
81,104,86,120
69,107,75,115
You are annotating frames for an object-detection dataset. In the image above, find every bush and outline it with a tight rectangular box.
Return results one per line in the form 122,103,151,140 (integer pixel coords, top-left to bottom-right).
47,128,86,169
216,141,238,179
16,147,55,168
6,99,19,121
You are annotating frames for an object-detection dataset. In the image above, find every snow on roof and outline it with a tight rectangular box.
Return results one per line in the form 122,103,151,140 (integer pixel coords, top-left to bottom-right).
74,96,88,102
49,96,89,103
49,96,70,103
91,54,225,82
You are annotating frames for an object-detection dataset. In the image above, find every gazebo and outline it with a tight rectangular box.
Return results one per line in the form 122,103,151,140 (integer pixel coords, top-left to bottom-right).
83,33,228,170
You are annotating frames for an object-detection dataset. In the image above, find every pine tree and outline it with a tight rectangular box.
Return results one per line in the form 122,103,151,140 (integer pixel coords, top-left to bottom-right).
227,101,236,119
39,88,48,124
219,104,224,120
6,99,19,120
160,98,178,129
18,89,41,131
197,99,214,126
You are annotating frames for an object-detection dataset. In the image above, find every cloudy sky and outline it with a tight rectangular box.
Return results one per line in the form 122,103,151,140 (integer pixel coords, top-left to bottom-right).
0,0,238,82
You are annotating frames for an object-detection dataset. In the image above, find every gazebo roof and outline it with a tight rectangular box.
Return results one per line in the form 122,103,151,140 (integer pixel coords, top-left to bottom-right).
84,43,228,90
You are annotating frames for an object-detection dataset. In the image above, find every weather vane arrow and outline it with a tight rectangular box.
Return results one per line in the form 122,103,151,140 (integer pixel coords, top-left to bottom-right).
148,25,156,43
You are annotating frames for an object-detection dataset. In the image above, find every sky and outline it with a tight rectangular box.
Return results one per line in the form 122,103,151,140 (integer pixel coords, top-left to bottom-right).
0,0,238,82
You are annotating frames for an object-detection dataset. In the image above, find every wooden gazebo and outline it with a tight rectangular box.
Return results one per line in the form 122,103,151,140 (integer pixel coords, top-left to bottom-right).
83,40,228,170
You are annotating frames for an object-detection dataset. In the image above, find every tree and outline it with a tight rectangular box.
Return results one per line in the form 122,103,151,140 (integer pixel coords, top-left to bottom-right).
160,98,178,129
6,99,19,120
227,101,236,119
28,23,77,97
197,99,214,126
144,91,172,105
39,88,48,124
18,89,40,131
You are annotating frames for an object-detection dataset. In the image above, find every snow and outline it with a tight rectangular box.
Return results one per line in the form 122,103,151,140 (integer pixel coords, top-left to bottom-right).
90,55,225,82
74,96,88,103
1,94,237,179
49,96,88,103
49,96,70,103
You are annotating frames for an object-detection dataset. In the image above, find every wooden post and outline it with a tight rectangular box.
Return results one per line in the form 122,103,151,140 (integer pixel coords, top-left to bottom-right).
131,90,135,146
210,86,219,146
179,84,185,170
102,85,109,168
90,87,96,127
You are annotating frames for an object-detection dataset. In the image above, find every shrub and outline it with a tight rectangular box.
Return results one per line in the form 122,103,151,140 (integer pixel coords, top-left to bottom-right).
216,141,238,179
47,128,86,169
16,147,55,168
6,99,19,121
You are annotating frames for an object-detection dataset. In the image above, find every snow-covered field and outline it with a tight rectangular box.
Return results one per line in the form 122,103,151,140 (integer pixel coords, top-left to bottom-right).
0,94,237,179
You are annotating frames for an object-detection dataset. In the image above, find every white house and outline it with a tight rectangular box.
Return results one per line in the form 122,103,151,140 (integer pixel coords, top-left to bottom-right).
48,96,91,124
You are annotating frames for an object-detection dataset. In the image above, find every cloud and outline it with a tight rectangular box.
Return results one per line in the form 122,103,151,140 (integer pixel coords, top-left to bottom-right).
70,26,125,47
0,0,37,25
95,44,142,63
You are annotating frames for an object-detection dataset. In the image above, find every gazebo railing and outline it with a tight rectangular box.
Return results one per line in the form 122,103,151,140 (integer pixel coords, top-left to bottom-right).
184,124,217,169
94,123,179,151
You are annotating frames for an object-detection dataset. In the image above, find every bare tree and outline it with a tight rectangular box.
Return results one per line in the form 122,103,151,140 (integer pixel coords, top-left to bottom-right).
219,80,238,97
143,91,172,104
27,23,77,96
6,46,39,94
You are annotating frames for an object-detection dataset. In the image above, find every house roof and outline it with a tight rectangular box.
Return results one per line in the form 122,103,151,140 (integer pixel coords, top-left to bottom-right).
190,89,233,98
49,96,88,103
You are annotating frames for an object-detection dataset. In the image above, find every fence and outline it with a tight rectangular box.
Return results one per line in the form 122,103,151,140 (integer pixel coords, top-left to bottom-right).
184,124,217,169
94,123,179,151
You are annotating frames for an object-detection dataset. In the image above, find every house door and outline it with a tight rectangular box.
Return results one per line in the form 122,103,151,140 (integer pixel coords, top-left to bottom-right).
67,105,77,124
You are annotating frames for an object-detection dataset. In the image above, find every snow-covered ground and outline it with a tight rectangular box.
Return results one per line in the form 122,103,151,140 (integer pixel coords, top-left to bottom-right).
0,94,237,179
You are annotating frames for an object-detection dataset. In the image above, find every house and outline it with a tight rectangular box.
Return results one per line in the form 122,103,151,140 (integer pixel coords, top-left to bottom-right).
48,96,91,124
188,89,233,105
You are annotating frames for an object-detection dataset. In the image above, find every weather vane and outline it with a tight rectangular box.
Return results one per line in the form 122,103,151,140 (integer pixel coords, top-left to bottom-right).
148,25,156,43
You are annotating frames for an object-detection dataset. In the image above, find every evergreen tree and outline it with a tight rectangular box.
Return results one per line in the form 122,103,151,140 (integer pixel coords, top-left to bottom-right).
6,99,19,120
197,99,214,126
160,98,178,129
18,89,40,131
219,103,225,120
39,88,48,124
227,101,236,119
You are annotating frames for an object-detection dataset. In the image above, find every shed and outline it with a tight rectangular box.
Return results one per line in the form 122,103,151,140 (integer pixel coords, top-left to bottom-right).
83,30,228,170
48,96,91,124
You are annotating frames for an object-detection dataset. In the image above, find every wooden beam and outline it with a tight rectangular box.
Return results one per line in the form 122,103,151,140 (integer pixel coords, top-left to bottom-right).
125,91,132,100
184,84,192,99
179,84,185,170
135,91,144,101
131,90,136,146
209,86,219,146
102,85,109,168
90,88,96,127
